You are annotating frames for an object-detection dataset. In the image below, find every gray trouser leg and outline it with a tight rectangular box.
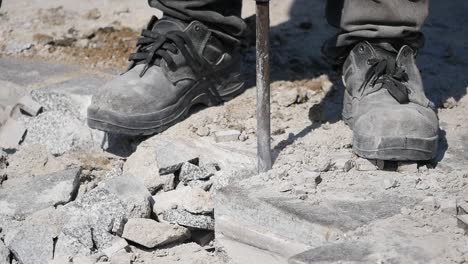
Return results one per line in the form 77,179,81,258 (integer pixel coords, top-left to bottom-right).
324,0,429,65
148,0,245,41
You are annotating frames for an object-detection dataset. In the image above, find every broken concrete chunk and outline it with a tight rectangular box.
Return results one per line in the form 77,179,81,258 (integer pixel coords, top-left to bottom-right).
0,119,26,150
122,218,190,248
161,174,175,192
0,167,81,218
72,255,99,264
163,209,214,230
213,130,241,143
102,238,128,259
18,95,43,116
153,186,213,215
7,223,57,264
276,89,299,107
179,162,216,183
289,242,372,264
152,137,199,175
420,196,439,210
123,142,163,194
457,201,468,215
355,159,383,171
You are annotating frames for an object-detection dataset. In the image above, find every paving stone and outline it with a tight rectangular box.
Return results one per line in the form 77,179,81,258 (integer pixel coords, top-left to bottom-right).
0,167,81,218
0,58,78,87
0,240,10,264
288,242,372,264
162,209,214,230
123,142,163,194
213,130,241,143
122,218,190,248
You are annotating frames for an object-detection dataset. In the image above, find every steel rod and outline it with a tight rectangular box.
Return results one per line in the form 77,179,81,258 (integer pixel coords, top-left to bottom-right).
256,1,272,173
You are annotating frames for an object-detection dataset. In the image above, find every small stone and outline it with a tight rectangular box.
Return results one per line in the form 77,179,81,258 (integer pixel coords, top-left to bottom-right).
440,199,457,215
398,162,419,173
102,238,128,258
196,127,210,137
161,174,175,192
383,179,399,190
415,178,430,190
457,201,468,215
153,138,199,175
279,182,293,192
123,142,163,194
179,162,216,183
213,130,241,143
122,218,190,248
443,97,457,109
153,186,213,215
163,209,214,230
355,159,380,171
277,89,298,107
76,39,90,48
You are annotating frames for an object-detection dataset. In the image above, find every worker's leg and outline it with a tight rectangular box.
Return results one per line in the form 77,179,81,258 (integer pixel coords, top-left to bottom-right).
324,0,429,64
324,0,439,161
149,0,245,42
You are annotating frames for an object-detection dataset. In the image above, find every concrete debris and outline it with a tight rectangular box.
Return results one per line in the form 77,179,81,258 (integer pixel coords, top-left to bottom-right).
276,89,299,107
123,142,163,194
161,174,176,192
179,162,217,184
122,218,190,248
457,215,468,232
0,119,26,150
162,209,215,231
196,126,210,137
102,238,128,259
420,196,439,210
153,186,213,215
48,256,72,264
355,158,383,171
457,201,468,215
213,130,241,143
152,137,199,175
73,255,99,264
0,167,81,217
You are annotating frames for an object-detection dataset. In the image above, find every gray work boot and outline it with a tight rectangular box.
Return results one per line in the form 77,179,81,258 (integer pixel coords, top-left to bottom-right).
87,16,244,135
342,41,439,161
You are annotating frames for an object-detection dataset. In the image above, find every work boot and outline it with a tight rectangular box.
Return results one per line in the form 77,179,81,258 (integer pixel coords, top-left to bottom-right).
87,16,244,135
342,41,439,161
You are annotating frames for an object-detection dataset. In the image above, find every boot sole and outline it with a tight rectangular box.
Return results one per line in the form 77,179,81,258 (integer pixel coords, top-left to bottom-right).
87,74,245,136
353,133,438,161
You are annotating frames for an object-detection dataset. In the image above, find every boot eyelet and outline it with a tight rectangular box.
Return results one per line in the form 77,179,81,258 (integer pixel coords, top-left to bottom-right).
195,25,201,31
358,46,365,53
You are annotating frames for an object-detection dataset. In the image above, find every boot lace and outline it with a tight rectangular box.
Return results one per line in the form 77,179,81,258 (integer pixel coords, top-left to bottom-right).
127,16,209,77
360,57,410,104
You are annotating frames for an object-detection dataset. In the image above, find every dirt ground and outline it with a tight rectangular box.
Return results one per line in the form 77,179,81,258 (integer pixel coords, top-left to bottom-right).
0,0,468,263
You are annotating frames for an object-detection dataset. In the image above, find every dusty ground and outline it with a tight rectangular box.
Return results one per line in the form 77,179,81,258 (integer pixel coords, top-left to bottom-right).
0,0,467,264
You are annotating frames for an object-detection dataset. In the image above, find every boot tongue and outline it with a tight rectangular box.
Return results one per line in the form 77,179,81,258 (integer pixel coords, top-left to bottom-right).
152,17,187,34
